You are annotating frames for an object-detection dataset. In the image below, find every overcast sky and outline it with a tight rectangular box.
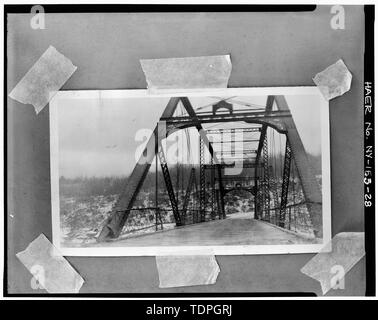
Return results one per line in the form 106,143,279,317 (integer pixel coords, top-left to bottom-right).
57,94,322,178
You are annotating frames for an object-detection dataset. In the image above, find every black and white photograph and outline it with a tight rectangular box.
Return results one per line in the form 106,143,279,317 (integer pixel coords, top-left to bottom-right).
50,88,331,256
3,3,373,299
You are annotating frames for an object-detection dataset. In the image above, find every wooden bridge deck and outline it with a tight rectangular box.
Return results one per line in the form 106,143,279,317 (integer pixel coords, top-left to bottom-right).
95,212,317,247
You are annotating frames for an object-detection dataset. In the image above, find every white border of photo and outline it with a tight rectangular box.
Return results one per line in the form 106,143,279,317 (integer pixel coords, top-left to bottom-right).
49,87,331,256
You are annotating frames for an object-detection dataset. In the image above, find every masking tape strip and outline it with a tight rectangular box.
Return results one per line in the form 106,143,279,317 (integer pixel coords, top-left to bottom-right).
16,234,84,293
312,59,352,101
140,55,232,94
300,232,365,295
155,250,220,288
9,45,77,114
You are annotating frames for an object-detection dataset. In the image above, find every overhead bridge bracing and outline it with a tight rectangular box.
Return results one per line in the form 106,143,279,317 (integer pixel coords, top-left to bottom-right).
98,95,323,241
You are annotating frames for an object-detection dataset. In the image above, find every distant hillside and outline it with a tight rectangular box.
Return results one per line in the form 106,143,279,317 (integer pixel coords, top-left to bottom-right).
60,153,322,198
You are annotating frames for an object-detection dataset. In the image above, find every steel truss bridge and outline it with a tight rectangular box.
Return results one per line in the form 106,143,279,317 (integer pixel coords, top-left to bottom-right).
98,95,322,242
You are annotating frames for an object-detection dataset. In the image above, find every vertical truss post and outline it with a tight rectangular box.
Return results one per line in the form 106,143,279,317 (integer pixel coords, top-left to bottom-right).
182,168,196,223
217,134,226,220
262,134,270,221
279,140,292,228
256,189,264,219
217,164,226,219
157,142,182,226
210,157,216,220
175,136,180,201
194,173,199,223
155,135,162,231
269,165,280,225
199,136,206,222
231,128,235,157
254,176,260,219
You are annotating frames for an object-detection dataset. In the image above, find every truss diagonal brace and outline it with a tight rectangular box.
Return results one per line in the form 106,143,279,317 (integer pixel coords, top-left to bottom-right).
279,141,292,227
254,96,274,220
